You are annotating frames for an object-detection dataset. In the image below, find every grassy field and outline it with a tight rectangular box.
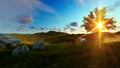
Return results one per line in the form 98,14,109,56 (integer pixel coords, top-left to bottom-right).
1,42,120,68
0,31,120,68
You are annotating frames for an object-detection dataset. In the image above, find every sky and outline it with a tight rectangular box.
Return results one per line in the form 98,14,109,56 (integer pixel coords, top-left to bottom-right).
0,0,120,34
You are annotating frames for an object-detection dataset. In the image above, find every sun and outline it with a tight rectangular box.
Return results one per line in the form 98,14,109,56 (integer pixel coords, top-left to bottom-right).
96,21,104,31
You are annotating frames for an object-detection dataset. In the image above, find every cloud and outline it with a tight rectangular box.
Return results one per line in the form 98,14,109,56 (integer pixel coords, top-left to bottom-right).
63,22,79,32
15,24,85,34
16,25,41,32
0,0,56,24
64,25,70,31
29,25,40,30
75,0,96,5
29,25,62,32
70,28,77,32
76,0,84,4
37,1,56,14
50,26,62,32
14,15,33,24
62,22,86,34
29,26,50,32
107,0,120,12
68,22,79,27
16,25,27,31
0,0,56,14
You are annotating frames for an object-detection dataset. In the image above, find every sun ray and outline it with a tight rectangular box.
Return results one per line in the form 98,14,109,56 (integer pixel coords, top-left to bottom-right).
82,7,116,49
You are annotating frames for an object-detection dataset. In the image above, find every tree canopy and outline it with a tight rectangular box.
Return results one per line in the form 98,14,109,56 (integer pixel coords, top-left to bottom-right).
82,7,116,32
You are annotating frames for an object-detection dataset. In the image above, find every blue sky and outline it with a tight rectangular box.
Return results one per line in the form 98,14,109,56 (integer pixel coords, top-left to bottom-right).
0,0,120,34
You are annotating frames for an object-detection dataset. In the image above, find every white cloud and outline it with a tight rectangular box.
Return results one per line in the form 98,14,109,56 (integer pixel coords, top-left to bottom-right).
0,0,56,14
76,0,84,4
15,15,33,24
0,0,56,23
107,0,120,12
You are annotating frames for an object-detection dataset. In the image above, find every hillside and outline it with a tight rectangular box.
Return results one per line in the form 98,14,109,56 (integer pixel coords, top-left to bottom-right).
9,31,84,44
9,31,120,44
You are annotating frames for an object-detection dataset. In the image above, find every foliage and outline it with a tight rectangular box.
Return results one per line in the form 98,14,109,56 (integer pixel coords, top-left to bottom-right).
82,7,116,32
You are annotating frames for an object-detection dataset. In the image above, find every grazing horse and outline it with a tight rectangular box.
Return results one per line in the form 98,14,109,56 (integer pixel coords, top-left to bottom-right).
79,37,86,43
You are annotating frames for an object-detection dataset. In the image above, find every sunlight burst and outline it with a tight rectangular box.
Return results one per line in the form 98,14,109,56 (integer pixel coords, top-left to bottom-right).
97,21,103,31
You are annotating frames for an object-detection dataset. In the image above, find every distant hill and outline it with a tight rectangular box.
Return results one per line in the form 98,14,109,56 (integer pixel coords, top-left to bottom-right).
9,31,82,44
9,31,120,44
115,31,120,35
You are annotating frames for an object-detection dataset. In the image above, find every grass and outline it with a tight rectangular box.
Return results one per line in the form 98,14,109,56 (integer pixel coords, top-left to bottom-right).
0,44,85,68
0,42,120,68
1,31,120,68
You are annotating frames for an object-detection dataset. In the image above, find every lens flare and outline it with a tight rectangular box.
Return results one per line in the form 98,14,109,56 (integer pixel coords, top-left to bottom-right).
97,22,103,30
83,8,116,49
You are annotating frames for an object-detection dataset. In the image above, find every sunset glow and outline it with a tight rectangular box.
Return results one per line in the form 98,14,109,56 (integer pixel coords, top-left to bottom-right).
97,22,103,31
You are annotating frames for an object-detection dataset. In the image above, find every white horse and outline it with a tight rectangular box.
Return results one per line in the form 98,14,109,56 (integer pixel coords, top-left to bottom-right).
79,37,86,43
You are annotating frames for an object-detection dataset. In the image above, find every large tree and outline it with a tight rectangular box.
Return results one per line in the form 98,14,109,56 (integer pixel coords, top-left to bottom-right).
82,7,116,32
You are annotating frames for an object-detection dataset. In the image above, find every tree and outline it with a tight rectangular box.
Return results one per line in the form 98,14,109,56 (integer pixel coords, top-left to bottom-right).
82,7,116,32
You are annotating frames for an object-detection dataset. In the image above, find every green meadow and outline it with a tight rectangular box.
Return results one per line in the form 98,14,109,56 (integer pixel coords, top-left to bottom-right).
0,31,120,68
